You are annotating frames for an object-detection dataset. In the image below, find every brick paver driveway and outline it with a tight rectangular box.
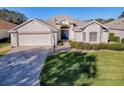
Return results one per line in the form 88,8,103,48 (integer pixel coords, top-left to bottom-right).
0,47,48,86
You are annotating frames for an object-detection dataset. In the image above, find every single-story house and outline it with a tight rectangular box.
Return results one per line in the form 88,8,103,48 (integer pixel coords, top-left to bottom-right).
9,15,109,47
105,17,124,40
0,20,16,40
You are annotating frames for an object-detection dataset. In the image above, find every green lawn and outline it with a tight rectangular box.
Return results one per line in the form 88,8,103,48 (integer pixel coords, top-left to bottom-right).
0,38,11,57
40,50,124,86
0,38,10,48
0,43,10,48
0,50,10,57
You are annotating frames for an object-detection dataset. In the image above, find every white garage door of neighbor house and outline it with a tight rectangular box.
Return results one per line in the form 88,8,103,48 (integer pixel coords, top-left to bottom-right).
18,34,51,46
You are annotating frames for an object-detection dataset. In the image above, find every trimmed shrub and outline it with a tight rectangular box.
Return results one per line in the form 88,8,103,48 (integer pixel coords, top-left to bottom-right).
109,33,120,42
69,40,124,51
83,43,92,50
69,40,92,50
113,36,120,42
109,33,115,41
75,42,84,49
107,44,124,51
92,43,108,50
69,40,77,48
57,40,64,46
121,38,124,44
93,43,124,51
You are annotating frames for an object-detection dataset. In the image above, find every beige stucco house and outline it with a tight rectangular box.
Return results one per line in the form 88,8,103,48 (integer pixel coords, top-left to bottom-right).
9,15,109,47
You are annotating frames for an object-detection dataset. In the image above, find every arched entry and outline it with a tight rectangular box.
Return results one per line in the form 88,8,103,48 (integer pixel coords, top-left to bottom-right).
60,25,69,39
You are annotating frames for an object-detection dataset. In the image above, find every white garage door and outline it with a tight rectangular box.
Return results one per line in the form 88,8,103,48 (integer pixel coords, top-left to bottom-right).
18,34,51,46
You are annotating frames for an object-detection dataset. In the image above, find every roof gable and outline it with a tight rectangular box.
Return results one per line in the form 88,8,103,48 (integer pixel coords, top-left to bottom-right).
81,21,108,29
73,21,109,31
56,18,74,25
9,19,58,33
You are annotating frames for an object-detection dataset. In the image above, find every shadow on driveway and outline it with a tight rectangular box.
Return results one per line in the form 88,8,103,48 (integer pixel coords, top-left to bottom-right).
0,47,48,86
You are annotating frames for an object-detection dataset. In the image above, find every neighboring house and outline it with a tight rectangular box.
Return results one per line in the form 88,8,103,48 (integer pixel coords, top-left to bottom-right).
0,20,16,40
9,15,109,47
105,17,124,40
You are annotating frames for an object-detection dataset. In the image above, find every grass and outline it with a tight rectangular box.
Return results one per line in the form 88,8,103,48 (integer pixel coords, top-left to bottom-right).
0,38,11,57
91,51,124,85
40,50,124,86
0,43,10,48
0,49,10,57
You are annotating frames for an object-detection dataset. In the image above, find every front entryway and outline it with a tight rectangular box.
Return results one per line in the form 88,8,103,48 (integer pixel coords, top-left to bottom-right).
60,25,69,40
61,30,69,39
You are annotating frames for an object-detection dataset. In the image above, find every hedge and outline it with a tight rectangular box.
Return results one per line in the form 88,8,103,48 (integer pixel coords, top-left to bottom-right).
121,38,124,44
107,44,124,51
69,40,124,51
109,33,120,42
112,36,120,42
57,40,64,46
92,43,108,50
69,40,92,50
69,40,76,48
109,33,114,41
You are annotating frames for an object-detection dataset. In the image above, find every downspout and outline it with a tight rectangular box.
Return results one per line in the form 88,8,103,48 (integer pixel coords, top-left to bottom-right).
100,27,102,43
16,31,19,47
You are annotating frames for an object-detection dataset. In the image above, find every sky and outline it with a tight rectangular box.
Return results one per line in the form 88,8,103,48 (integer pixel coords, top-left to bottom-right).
0,7,124,20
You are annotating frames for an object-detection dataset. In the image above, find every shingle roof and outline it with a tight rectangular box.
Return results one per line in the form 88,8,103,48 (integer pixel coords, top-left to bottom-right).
45,15,87,27
35,18,58,31
105,17,124,30
72,21,91,31
45,15,108,32
73,21,108,31
9,18,58,33
0,20,16,29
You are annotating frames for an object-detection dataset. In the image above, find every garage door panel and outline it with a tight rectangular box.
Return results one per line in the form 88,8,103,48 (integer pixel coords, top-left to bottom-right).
19,34,51,46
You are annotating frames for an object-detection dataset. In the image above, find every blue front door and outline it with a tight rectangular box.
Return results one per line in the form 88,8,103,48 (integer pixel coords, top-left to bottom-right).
61,30,69,39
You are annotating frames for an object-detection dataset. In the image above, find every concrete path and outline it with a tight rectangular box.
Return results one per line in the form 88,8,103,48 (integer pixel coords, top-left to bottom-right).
0,47,48,86
48,41,71,56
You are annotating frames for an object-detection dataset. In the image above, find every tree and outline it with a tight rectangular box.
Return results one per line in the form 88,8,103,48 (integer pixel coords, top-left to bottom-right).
106,18,115,23
118,11,124,19
0,9,28,24
94,18,115,24
86,19,93,21
95,18,106,24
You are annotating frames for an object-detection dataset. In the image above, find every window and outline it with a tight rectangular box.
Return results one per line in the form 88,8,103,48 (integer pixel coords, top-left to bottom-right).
89,32,97,42
83,32,86,41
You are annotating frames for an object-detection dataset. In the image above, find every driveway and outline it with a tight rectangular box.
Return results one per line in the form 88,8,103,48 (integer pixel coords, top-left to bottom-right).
0,47,48,86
